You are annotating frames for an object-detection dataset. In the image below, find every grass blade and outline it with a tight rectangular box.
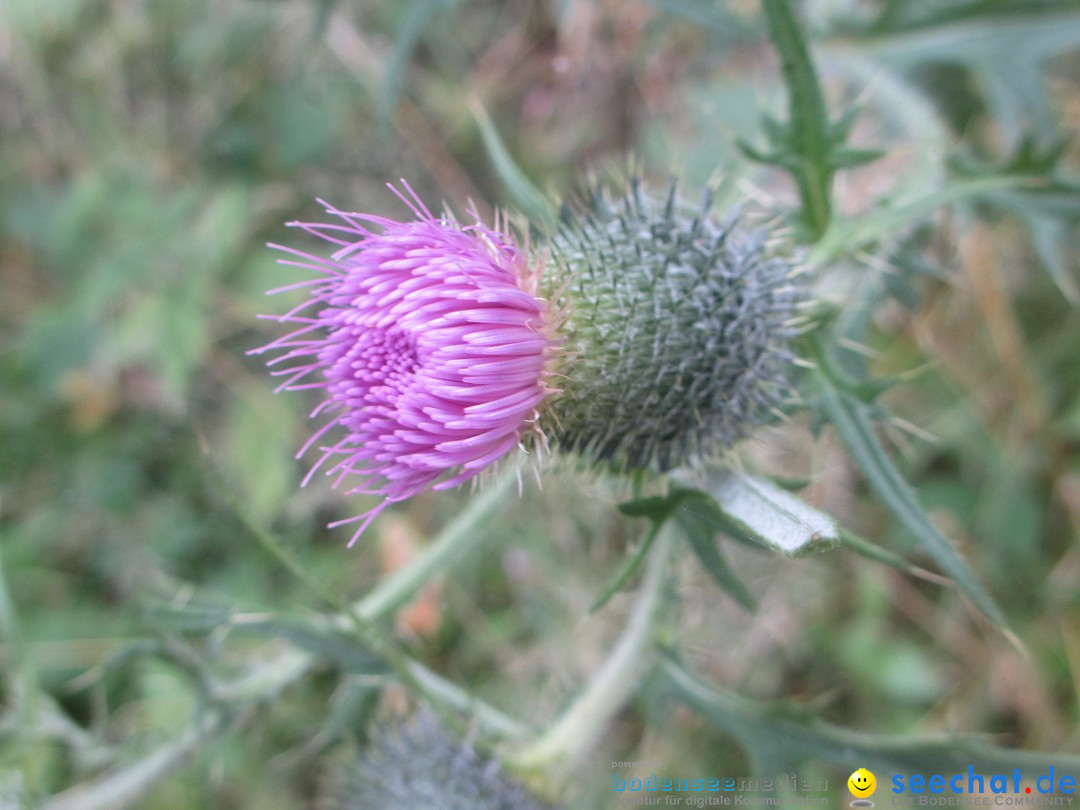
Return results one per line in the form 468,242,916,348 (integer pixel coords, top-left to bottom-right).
377,0,462,127
469,97,557,230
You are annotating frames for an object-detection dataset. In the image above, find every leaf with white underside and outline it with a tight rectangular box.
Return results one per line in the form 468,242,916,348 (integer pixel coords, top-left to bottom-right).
676,469,838,556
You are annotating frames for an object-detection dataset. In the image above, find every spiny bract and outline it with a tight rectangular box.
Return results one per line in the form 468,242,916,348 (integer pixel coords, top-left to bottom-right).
540,181,804,471
255,180,804,543
324,710,559,810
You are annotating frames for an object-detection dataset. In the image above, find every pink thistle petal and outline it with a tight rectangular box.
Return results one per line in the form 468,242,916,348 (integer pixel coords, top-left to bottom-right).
253,184,556,542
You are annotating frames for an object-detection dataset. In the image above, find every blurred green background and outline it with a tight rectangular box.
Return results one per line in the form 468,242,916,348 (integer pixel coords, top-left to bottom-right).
2,0,1080,807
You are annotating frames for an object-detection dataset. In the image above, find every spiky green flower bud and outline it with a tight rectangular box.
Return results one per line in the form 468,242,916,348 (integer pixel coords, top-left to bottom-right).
540,182,804,471
324,711,559,810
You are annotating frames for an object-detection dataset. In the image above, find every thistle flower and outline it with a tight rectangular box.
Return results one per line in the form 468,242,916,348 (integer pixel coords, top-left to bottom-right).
541,181,803,471
255,181,803,542
323,710,559,810
252,183,557,544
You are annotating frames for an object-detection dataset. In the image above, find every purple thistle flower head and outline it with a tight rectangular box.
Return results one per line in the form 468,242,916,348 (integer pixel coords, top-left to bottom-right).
252,183,558,545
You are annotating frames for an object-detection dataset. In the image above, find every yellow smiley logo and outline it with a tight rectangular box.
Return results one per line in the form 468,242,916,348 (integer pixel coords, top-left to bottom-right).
848,768,877,798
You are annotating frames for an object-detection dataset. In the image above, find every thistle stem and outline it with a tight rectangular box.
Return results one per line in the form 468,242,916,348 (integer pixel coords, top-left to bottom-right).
353,472,516,621
407,659,529,739
208,453,523,733
40,708,236,810
44,472,528,808
507,521,674,773
236,473,523,733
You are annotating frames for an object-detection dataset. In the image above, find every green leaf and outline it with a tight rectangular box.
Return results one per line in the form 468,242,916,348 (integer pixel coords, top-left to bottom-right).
760,0,834,240
660,656,1080,777
642,0,756,38
946,137,1080,301
768,475,813,491
830,146,888,170
760,112,789,146
145,600,234,633
805,323,903,402
829,103,862,142
811,364,1009,628
617,492,689,522
837,528,953,588
597,487,704,612
864,9,1080,69
237,619,388,675
949,132,1073,180
1027,215,1080,302
676,505,756,611
38,710,230,810
304,676,381,760
811,175,1019,262
859,7,1080,149
735,137,792,169
859,0,1080,36
589,524,662,614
